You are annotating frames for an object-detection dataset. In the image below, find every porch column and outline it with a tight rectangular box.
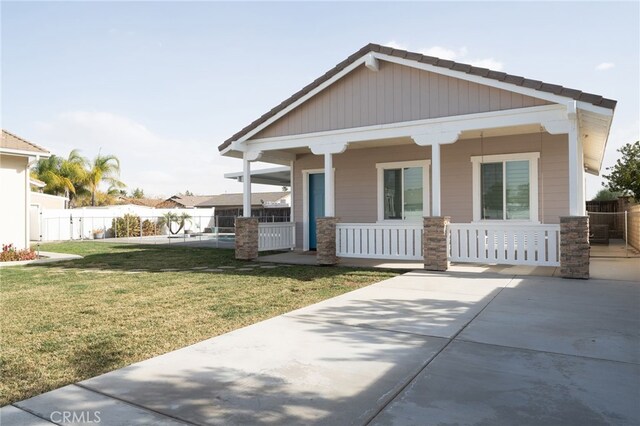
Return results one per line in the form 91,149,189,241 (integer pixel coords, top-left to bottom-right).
242,156,252,217
431,143,441,216
324,153,334,216
310,143,347,266
568,114,586,215
560,216,589,279
424,216,450,271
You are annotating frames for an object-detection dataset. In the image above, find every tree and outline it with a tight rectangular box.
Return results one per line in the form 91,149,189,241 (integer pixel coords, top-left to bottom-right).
181,190,194,196
591,188,622,201
87,153,125,206
159,212,191,235
32,150,88,206
602,141,640,200
131,188,145,199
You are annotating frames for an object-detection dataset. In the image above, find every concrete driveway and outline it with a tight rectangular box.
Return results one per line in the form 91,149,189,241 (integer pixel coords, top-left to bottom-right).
4,272,639,425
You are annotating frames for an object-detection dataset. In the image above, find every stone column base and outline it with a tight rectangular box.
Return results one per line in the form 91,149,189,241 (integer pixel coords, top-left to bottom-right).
560,216,590,279
424,216,450,271
235,217,259,260
317,217,338,266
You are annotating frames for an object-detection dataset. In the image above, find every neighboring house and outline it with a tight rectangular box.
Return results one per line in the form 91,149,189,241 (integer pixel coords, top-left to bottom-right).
219,43,615,277
157,195,216,209
115,196,164,208
1,130,50,249
198,192,290,228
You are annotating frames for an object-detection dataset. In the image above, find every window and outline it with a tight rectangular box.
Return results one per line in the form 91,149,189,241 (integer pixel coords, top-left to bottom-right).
471,153,539,222
377,160,430,221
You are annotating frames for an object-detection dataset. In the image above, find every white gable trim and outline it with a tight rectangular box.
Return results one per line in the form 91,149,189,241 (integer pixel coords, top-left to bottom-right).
231,52,611,148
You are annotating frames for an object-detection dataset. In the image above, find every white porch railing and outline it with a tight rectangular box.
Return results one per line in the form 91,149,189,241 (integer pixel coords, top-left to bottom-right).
258,222,295,251
336,223,423,260
448,223,560,266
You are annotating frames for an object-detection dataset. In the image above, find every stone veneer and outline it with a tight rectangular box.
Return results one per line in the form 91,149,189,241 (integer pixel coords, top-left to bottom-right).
424,216,450,271
316,217,339,265
235,217,259,260
560,216,590,279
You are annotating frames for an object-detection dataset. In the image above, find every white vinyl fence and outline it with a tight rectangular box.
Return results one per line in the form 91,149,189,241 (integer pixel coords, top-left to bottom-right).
448,223,560,266
32,206,216,242
336,223,423,260
258,222,295,251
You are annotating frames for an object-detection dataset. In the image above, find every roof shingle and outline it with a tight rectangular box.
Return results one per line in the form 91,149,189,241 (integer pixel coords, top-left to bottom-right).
1,130,50,154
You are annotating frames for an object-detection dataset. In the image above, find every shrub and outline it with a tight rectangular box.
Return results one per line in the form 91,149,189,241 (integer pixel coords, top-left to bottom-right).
1,244,37,262
111,215,162,237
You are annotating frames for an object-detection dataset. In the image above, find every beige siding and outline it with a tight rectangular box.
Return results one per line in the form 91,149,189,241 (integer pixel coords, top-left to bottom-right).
293,133,568,248
257,62,550,139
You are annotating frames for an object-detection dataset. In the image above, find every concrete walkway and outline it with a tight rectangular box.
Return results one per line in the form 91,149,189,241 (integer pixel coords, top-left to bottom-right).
3,272,639,425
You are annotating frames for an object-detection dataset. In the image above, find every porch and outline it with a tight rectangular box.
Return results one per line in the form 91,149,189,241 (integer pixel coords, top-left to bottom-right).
220,44,615,278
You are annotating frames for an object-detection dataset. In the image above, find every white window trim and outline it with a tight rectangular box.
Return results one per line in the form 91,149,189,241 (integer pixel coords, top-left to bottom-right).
302,168,335,251
376,160,431,223
470,152,540,223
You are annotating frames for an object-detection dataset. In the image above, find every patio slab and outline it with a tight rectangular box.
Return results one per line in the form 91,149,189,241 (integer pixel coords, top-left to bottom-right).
285,273,509,338
0,405,53,425
372,340,640,426
458,276,640,363
77,315,447,425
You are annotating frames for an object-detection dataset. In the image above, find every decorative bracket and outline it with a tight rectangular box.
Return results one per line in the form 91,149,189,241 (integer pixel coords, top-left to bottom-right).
365,53,379,72
412,130,460,146
310,142,349,155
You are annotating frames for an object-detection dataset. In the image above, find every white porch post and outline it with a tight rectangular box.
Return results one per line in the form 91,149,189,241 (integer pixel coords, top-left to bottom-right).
289,160,294,223
324,153,334,216
242,156,251,217
568,118,585,215
431,143,441,216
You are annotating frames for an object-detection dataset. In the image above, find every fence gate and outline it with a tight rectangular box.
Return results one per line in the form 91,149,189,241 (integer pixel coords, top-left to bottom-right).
587,211,640,258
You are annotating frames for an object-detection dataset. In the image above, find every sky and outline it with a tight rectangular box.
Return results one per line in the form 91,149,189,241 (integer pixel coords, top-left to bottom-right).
2,1,638,199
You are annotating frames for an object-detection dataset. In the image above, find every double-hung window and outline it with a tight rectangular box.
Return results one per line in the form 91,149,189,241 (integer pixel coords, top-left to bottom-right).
471,152,539,222
376,160,430,221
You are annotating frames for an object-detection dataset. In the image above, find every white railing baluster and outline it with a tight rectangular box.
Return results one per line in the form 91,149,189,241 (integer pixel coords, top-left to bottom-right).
258,223,295,251
335,223,423,260
447,223,560,267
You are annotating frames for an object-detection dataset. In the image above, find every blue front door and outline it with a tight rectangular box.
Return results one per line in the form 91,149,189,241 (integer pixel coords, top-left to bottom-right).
308,173,325,250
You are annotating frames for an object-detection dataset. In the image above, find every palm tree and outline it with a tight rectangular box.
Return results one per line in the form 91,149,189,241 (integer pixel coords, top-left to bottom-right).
32,150,88,206
86,154,124,206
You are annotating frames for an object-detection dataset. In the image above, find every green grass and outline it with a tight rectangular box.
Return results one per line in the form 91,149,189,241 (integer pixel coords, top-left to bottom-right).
0,242,397,406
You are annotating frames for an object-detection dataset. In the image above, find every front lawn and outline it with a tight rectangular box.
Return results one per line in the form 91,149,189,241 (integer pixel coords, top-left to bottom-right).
0,242,397,406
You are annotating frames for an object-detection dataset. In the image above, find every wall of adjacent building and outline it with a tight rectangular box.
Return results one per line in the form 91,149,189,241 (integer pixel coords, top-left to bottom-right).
292,132,569,248
0,154,29,249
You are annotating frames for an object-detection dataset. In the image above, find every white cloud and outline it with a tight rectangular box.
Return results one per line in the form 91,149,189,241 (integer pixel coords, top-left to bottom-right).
419,46,468,61
33,111,274,198
595,62,615,71
383,40,408,51
383,41,504,71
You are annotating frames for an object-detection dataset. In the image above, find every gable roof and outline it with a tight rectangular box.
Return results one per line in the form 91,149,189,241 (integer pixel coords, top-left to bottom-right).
2,129,50,155
218,43,616,152
197,192,289,208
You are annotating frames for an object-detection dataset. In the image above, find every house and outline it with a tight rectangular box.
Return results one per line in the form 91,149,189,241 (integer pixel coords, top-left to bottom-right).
30,178,69,210
156,195,214,209
198,192,290,228
1,130,51,249
219,43,615,278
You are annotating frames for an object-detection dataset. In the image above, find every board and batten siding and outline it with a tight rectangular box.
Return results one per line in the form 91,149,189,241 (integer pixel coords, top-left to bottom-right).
293,133,568,248
255,62,551,140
